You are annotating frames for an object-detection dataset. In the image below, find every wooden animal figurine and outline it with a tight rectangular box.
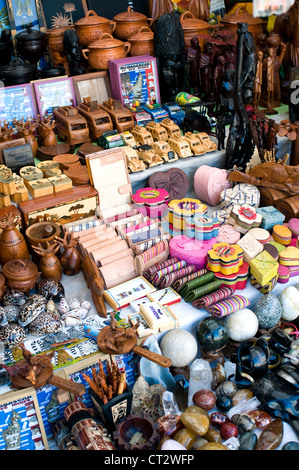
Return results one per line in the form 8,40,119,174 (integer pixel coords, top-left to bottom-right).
55,231,81,275
12,118,38,158
32,241,62,281
0,121,14,143
0,212,30,266
35,114,57,147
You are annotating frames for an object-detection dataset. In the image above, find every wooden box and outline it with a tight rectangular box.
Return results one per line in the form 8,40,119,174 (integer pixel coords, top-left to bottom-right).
0,193,11,207
3,144,34,173
26,178,54,198
0,138,26,164
48,174,73,193
18,185,99,227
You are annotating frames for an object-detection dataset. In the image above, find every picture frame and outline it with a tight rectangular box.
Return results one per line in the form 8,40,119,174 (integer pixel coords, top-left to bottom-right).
0,82,37,124
72,71,112,106
147,287,181,306
108,55,160,107
6,0,46,38
0,0,10,32
103,275,156,310
40,0,88,29
31,76,76,117
0,387,49,450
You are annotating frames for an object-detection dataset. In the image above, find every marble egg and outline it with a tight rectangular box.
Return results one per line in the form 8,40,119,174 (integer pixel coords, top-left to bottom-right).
3,305,19,323
28,312,63,335
2,288,27,306
0,323,26,348
254,293,281,329
279,286,299,321
18,295,47,327
223,308,259,342
161,439,187,450
197,316,228,352
160,329,198,367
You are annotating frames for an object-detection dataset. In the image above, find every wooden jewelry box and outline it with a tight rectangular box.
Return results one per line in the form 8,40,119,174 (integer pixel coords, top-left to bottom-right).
18,185,99,227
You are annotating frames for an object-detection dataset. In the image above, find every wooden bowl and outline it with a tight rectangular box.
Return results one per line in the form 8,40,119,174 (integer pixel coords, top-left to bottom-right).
25,221,61,248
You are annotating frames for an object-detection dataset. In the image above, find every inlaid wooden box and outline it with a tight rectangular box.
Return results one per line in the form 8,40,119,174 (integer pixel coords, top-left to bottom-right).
18,185,99,227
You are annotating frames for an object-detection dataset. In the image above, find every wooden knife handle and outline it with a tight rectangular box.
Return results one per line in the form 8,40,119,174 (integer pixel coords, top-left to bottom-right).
48,374,86,396
132,345,171,368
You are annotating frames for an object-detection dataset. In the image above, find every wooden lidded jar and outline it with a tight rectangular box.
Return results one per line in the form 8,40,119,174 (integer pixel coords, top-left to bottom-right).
2,259,40,292
46,27,70,53
128,26,154,57
0,212,29,266
82,33,130,70
113,6,153,41
179,10,210,49
220,6,265,37
74,10,116,46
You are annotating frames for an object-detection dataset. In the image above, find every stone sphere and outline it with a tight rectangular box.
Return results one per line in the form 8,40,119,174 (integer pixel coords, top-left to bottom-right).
279,286,299,321
197,316,228,351
193,389,216,411
160,329,198,367
223,308,259,342
254,293,282,329
161,439,187,450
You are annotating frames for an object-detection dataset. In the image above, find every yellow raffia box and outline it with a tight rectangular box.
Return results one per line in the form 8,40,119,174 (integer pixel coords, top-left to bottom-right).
249,251,278,287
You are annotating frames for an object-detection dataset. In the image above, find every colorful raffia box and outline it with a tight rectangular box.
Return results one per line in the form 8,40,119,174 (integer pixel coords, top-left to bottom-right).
272,224,292,245
277,264,290,283
237,232,263,263
220,183,260,209
131,187,169,219
249,251,278,287
207,242,244,275
229,204,262,234
269,240,285,254
216,224,241,244
194,215,220,240
288,218,299,237
139,301,179,332
169,235,216,270
214,262,249,290
168,197,207,230
212,207,232,226
147,287,181,306
248,227,270,244
263,243,279,261
26,178,54,198
250,273,278,293
194,165,232,207
279,246,299,266
48,174,73,193
256,206,285,230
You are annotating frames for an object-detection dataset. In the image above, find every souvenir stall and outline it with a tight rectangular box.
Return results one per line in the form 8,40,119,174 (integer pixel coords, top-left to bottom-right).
0,0,299,454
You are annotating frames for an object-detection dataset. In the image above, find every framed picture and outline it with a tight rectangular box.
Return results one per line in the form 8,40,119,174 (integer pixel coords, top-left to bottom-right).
0,0,10,31
103,275,156,310
0,82,37,124
72,71,112,106
0,388,49,450
31,76,76,117
108,55,160,108
40,0,88,29
6,0,46,37
147,287,181,306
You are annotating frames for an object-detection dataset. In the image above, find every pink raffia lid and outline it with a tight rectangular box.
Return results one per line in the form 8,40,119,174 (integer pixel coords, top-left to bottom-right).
169,235,216,270
194,165,232,207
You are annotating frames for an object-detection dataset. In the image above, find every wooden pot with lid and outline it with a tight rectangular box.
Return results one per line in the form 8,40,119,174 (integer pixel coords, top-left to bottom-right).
113,6,153,41
179,10,210,48
74,10,116,46
82,33,130,70
128,26,154,56
2,259,40,292
220,6,266,36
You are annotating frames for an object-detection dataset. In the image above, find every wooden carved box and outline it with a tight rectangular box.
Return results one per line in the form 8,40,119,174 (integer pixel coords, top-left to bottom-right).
18,185,99,227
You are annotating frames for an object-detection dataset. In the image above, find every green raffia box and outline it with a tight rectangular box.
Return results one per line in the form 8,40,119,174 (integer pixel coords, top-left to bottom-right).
249,251,278,287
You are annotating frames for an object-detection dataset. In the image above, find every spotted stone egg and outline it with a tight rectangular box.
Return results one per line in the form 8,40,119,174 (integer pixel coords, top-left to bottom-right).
2,288,28,306
28,312,63,335
0,323,27,348
36,278,65,301
18,295,47,327
3,305,20,323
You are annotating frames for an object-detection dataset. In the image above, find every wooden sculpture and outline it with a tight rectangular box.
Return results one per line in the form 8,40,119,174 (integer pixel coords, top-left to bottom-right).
32,241,62,281
12,118,38,158
0,121,14,143
97,311,172,368
253,50,263,109
55,231,81,276
0,212,30,265
2,342,85,395
35,114,57,147
81,252,107,318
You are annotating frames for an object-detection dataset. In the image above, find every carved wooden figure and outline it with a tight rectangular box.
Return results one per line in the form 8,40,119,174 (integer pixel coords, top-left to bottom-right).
253,50,263,109
32,241,63,281
55,231,81,275
35,114,57,147
81,252,107,318
0,212,29,265
12,118,38,158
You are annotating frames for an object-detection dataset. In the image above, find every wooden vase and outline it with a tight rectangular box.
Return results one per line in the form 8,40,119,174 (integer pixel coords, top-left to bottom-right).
0,212,30,266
